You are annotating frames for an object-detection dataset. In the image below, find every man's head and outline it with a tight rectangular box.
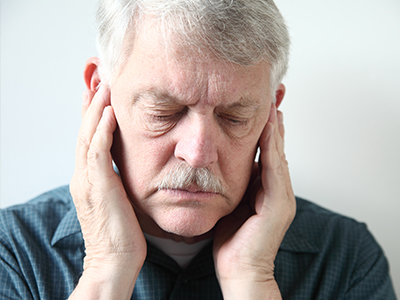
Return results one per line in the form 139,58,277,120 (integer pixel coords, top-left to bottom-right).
84,0,290,239
95,0,290,98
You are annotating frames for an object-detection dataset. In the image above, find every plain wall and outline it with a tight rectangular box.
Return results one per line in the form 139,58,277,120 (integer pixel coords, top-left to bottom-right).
1,0,399,295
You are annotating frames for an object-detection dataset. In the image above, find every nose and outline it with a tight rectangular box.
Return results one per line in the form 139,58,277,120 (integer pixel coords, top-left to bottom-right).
174,115,218,168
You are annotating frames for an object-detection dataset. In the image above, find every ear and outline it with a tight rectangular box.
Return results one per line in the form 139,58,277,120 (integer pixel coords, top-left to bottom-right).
275,83,286,109
83,57,101,92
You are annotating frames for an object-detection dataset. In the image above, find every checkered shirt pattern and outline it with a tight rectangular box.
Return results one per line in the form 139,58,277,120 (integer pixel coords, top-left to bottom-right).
0,186,396,299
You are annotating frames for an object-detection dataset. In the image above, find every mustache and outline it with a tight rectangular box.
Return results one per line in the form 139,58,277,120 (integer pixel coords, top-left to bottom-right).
156,162,225,194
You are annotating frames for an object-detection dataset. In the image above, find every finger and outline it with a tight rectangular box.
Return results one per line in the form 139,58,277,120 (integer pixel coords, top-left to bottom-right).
259,104,282,171
81,85,111,140
75,85,111,171
272,105,284,159
277,110,285,145
257,106,274,174
259,121,284,191
274,110,294,196
81,89,95,119
87,105,117,184
257,106,291,210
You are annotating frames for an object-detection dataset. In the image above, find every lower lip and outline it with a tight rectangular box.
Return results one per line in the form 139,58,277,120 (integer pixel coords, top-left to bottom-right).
160,189,219,200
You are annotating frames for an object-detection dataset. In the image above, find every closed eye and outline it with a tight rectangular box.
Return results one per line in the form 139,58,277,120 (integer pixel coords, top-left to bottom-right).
142,108,187,136
150,113,179,122
148,107,187,122
218,113,249,127
215,112,254,139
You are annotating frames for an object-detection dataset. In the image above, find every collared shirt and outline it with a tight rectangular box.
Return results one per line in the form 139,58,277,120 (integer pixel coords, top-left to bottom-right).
0,185,396,299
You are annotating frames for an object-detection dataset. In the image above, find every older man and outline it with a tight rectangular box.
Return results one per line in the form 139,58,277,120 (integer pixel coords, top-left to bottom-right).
0,0,396,299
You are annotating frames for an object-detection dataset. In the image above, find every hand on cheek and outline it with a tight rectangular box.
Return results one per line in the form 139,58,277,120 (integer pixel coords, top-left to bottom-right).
69,86,146,299
213,103,296,300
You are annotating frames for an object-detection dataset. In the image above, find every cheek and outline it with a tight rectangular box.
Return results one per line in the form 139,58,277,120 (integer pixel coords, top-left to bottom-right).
112,110,176,197
219,139,258,202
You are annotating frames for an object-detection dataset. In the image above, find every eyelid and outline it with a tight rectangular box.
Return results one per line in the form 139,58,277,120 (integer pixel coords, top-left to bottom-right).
140,99,186,113
141,109,185,137
146,107,187,122
217,108,254,120
216,113,253,140
216,113,250,128
148,110,181,117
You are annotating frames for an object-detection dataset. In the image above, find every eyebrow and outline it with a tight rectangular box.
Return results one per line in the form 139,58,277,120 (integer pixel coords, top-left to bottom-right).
222,98,262,111
133,88,263,111
133,89,180,106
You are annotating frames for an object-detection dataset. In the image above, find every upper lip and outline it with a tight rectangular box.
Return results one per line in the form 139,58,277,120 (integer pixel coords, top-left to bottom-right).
168,185,217,194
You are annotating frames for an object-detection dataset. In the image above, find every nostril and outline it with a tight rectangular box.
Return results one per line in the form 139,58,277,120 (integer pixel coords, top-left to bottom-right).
174,134,218,169
174,114,219,168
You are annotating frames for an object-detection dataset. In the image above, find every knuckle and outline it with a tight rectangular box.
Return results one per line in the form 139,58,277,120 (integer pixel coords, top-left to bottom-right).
87,146,101,166
268,150,283,172
77,132,90,150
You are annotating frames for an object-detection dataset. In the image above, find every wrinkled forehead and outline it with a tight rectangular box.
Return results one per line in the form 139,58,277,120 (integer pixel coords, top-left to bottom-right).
126,13,219,67
115,15,271,108
124,13,271,75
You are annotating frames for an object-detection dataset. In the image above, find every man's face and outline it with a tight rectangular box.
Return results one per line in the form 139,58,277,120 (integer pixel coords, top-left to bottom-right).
110,21,273,238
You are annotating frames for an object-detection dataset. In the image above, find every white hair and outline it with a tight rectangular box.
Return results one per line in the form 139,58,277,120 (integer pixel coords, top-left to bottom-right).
96,0,290,99
156,161,225,194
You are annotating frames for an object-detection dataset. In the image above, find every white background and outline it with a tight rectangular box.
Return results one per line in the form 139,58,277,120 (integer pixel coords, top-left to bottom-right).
1,0,399,295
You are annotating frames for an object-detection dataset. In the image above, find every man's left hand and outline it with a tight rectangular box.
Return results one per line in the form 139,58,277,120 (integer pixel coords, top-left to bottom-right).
213,105,296,300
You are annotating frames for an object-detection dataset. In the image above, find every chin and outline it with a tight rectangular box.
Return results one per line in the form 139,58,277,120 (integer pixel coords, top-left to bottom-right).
154,207,221,238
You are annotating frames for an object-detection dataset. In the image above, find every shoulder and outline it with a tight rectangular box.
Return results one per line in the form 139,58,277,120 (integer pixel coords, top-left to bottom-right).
0,185,73,242
0,187,83,298
293,197,370,246
291,197,384,259
1,185,72,213
279,197,374,256
278,197,396,299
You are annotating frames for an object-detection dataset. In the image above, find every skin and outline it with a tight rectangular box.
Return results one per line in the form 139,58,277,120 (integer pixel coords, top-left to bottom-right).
69,18,296,300
110,36,273,240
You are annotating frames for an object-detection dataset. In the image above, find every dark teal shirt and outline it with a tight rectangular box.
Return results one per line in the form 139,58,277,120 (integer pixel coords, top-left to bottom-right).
0,186,396,299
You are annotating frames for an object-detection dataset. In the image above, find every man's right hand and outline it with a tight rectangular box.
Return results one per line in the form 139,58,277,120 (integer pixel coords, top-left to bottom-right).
69,85,146,299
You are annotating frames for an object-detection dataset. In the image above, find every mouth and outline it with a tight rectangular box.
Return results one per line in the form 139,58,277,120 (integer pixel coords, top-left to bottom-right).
158,186,220,201
176,185,219,193
157,180,221,193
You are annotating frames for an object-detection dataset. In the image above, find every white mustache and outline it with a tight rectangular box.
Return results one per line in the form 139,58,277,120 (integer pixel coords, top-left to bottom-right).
156,162,225,194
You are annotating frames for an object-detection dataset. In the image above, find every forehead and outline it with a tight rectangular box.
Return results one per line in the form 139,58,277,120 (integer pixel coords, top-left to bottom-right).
115,17,271,108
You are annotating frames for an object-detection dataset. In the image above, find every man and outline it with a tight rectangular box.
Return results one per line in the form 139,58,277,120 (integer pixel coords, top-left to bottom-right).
0,0,396,299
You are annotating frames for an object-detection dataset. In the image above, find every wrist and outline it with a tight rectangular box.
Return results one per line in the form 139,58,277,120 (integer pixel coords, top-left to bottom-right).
69,270,135,300
219,277,282,300
69,254,145,300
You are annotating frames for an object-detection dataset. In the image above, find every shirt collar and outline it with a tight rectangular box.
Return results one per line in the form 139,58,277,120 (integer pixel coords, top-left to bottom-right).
279,203,320,254
145,224,318,279
51,201,82,247
49,193,319,253
146,240,216,277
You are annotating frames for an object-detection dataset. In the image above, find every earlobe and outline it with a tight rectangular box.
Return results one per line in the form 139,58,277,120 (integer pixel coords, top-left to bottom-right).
83,57,101,92
275,83,286,108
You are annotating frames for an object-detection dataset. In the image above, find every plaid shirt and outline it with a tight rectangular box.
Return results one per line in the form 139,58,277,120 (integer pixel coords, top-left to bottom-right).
0,186,396,299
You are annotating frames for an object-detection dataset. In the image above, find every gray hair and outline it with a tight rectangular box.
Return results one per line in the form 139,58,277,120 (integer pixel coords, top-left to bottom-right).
156,161,225,194
96,0,290,99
